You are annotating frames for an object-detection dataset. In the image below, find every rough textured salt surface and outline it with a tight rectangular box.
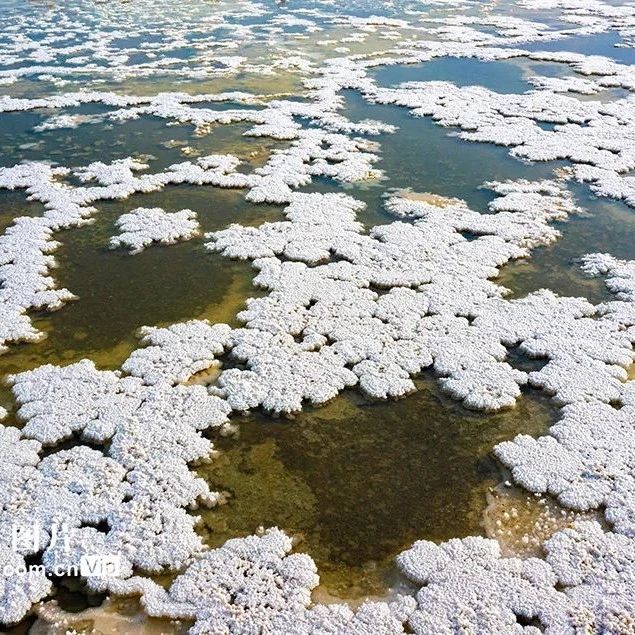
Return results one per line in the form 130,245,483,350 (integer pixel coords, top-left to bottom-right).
362,70,635,209
397,520,635,634
0,216,75,353
205,180,585,413
0,428,52,625
5,176,633,628
2,0,635,628
6,357,230,587
110,528,414,635
109,207,200,254
122,320,233,386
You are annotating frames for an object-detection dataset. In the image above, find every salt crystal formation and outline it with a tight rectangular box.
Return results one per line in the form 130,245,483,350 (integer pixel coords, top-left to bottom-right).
5,357,230,593
8,41,635,212
0,126,378,352
396,520,635,634
122,321,233,385
109,207,200,254
386,259,635,632
4,175,635,628
2,0,635,629
206,181,586,413
364,74,635,208
0,428,52,624
110,528,414,635
0,216,75,353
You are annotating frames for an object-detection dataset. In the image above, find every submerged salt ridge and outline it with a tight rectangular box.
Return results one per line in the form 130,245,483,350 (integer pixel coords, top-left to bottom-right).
0,0,635,632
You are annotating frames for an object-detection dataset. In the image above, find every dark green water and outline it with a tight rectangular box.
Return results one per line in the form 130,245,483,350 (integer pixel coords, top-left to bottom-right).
199,379,555,596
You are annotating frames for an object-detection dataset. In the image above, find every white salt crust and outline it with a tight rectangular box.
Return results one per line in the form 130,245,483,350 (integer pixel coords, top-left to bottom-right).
4,179,635,629
122,321,233,386
0,124,378,351
103,519,635,634
205,181,591,414
109,207,200,254
109,528,414,635
396,520,635,634
5,358,230,593
0,216,76,353
521,0,635,48
1,0,635,628
0,1,276,86
360,70,635,208
0,428,52,625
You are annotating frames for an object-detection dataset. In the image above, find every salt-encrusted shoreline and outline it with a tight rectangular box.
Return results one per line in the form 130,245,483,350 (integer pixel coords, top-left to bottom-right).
3,41,635,355
0,109,379,351
1,0,635,631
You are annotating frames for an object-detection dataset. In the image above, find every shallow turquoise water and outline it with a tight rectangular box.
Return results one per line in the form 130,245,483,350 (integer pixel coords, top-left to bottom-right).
522,31,635,65
371,57,531,93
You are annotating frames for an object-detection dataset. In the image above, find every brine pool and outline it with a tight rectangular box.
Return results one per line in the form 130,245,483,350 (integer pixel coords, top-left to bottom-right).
1,0,635,629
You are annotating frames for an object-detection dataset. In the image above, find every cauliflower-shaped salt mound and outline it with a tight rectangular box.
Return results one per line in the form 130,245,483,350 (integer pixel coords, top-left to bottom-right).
581,253,635,329
109,207,200,254
581,253,635,302
397,521,635,634
9,358,229,460
0,216,76,353
0,427,52,624
217,329,359,414
206,181,595,413
474,290,634,406
494,257,635,531
118,528,410,634
398,533,567,633
545,521,635,628
210,191,365,264
122,320,232,385
5,358,231,590
0,429,122,623
496,385,635,534
0,545,51,625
